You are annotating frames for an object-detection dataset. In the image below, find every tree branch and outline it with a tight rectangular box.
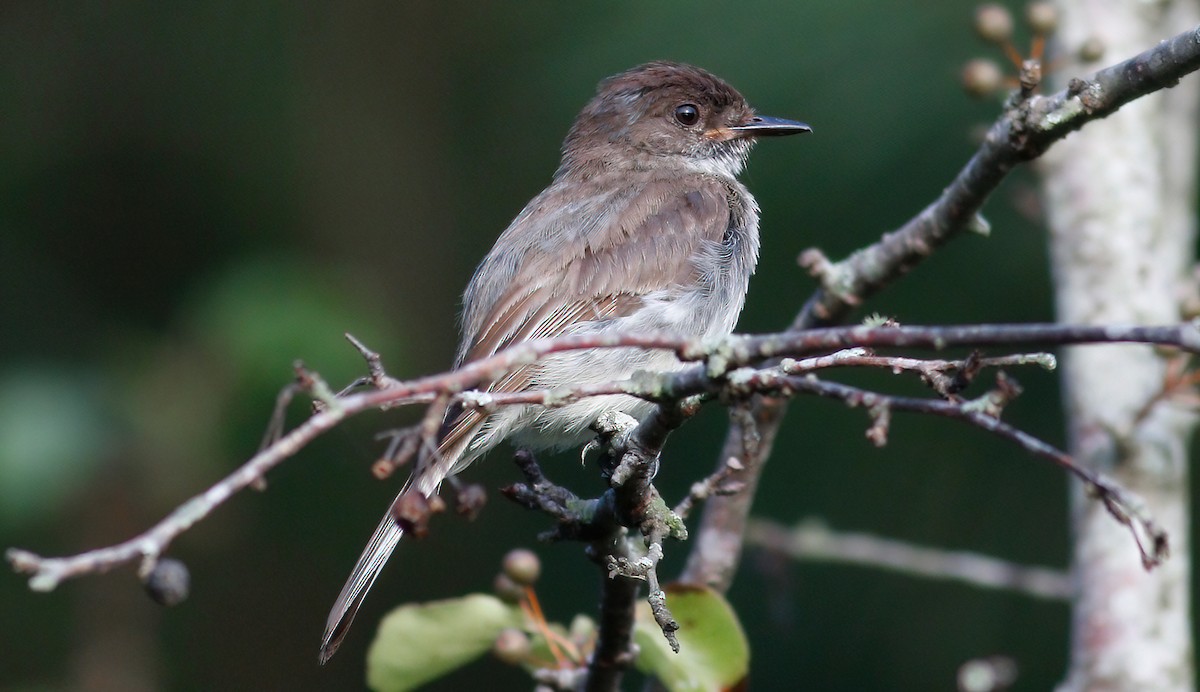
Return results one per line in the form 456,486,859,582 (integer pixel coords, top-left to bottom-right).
684,21,1200,594
746,518,1072,600
796,23,1200,327
8,323,1197,591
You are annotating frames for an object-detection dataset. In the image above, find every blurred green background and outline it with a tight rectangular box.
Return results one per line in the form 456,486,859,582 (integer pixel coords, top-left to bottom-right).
4,2,1183,690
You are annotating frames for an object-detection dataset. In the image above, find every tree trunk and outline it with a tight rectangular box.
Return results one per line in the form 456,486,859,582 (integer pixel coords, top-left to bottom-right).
1041,1,1200,689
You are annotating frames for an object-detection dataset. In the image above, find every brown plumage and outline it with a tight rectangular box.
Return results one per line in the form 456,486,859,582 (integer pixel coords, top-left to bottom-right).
320,61,809,663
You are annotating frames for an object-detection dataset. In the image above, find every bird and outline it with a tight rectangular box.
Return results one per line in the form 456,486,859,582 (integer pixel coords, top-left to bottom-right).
319,61,809,663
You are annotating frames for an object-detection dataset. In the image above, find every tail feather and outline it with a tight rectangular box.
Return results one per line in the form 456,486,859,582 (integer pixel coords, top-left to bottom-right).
318,501,406,664
319,424,480,664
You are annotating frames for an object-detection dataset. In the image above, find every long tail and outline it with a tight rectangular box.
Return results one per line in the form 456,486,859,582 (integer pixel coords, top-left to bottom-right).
318,501,406,664
318,408,484,664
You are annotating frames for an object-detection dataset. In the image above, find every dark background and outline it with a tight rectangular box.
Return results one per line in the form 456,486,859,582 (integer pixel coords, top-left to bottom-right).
2,3,1186,690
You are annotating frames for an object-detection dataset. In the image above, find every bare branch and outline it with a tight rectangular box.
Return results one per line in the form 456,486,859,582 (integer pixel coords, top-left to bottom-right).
782,348,1055,399
7,322,1191,591
8,367,349,591
673,456,746,521
680,394,787,592
796,24,1200,328
746,518,1072,600
784,374,1169,568
689,23,1200,593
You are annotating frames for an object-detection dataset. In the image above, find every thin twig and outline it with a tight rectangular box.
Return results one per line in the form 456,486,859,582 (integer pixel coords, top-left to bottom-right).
784,374,1169,567
7,367,347,590
782,349,1056,399
746,518,1073,600
673,456,745,521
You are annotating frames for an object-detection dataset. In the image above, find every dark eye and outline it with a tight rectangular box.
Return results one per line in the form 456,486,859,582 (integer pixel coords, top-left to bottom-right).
673,103,700,126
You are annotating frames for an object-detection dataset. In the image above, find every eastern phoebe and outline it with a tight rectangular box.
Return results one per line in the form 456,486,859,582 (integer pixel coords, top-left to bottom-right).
320,61,809,663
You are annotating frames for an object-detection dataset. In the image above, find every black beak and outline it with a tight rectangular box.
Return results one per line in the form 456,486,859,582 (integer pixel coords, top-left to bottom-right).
730,115,812,137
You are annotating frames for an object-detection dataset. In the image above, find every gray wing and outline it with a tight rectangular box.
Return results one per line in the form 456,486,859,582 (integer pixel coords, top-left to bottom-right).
434,176,733,476
459,179,732,364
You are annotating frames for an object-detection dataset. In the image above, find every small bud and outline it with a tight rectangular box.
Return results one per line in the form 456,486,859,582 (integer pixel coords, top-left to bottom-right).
493,572,525,603
502,548,541,586
391,492,437,538
455,483,488,520
1079,35,1105,62
1025,2,1059,34
974,4,1014,44
958,656,1018,692
143,558,190,606
1018,58,1043,93
568,614,596,642
371,458,395,480
962,58,1005,98
492,628,532,665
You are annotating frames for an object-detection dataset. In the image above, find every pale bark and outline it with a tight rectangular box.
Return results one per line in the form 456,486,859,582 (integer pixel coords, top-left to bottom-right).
1041,2,1200,689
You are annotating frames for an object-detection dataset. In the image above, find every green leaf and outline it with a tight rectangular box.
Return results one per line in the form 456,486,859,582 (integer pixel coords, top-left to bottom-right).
634,584,750,692
366,593,524,692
